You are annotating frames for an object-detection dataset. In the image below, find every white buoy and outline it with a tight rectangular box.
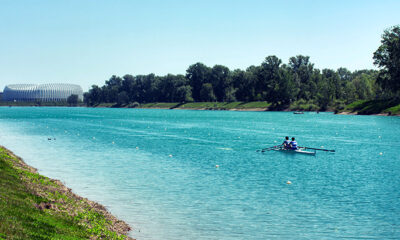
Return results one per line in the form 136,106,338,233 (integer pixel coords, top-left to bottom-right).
379,152,383,155
286,180,292,185
136,147,139,149
169,154,173,157
112,141,115,144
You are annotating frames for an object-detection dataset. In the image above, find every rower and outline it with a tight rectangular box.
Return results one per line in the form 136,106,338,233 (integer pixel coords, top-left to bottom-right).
282,136,291,149
290,137,298,150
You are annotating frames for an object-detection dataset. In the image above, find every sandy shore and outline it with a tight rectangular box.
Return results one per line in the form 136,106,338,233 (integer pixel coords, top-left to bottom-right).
0,145,134,239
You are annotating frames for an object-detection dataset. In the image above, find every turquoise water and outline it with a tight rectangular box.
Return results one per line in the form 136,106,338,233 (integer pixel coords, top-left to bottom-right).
0,107,399,239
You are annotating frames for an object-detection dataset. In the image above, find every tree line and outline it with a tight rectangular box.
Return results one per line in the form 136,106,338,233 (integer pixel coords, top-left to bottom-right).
84,25,399,110
84,57,379,110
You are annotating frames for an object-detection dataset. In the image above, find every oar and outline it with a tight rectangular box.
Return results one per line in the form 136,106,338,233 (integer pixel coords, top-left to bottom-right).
300,147,335,152
256,145,279,152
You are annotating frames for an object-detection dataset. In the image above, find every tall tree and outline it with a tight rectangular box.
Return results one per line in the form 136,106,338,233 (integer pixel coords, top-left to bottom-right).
67,94,79,106
288,55,314,100
186,63,211,101
373,25,400,95
117,91,129,105
258,56,282,103
210,65,232,102
200,83,216,102
86,85,102,106
352,73,376,100
316,69,337,110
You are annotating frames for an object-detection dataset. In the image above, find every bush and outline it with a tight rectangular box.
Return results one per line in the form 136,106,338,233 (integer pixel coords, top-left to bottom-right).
127,102,140,108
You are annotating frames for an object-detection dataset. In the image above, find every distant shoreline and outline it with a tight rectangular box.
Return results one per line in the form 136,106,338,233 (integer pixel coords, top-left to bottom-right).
1,101,399,116
87,104,400,116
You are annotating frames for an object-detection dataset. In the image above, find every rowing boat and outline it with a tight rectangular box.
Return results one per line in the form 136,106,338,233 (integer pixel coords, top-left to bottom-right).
273,147,316,156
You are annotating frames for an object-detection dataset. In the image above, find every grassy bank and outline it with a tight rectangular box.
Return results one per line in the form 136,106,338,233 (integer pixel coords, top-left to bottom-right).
340,99,400,115
177,101,271,110
0,146,132,240
4,99,399,115
94,101,272,110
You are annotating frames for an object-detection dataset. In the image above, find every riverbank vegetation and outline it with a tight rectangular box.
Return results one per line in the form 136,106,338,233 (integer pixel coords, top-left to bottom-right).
0,146,132,240
341,99,400,115
82,25,399,115
83,59,380,112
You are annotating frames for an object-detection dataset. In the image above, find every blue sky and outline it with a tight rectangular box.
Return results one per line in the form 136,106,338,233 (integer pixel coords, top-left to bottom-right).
0,0,399,91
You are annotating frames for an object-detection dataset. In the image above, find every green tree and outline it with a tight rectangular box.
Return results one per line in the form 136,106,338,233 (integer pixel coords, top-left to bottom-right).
276,65,297,106
86,85,102,106
352,73,375,100
117,91,129,105
67,94,79,106
200,83,216,102
244,66,259,101
232,69,250,101
343,81,357,103
186,63,212,101
337,67,352,82
316,69,337,110
105,75,123,89
142,74,157,102
258,55,282,104
373,25,400,95
288,55,314,101
176,85,193,102
210,65,232,102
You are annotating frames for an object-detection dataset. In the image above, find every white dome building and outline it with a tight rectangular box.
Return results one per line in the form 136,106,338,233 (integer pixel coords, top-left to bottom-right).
3,84,83,102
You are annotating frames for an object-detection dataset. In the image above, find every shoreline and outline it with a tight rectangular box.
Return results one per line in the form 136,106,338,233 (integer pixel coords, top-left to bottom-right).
336,111,400,116
2,104,399,116
0,145,134,239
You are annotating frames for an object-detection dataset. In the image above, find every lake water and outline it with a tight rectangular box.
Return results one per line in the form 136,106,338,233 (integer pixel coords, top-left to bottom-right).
0,107,399,239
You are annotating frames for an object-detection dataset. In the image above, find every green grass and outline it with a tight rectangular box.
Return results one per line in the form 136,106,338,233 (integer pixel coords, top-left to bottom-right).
343,98,400,115
140,102,181,108
385,104,400,115
236,101,271,109
137,101,271,110
0,147,129,240
176,101,271,110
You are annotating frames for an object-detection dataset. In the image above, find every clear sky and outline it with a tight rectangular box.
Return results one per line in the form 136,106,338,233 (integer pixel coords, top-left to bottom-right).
0,0,399,91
